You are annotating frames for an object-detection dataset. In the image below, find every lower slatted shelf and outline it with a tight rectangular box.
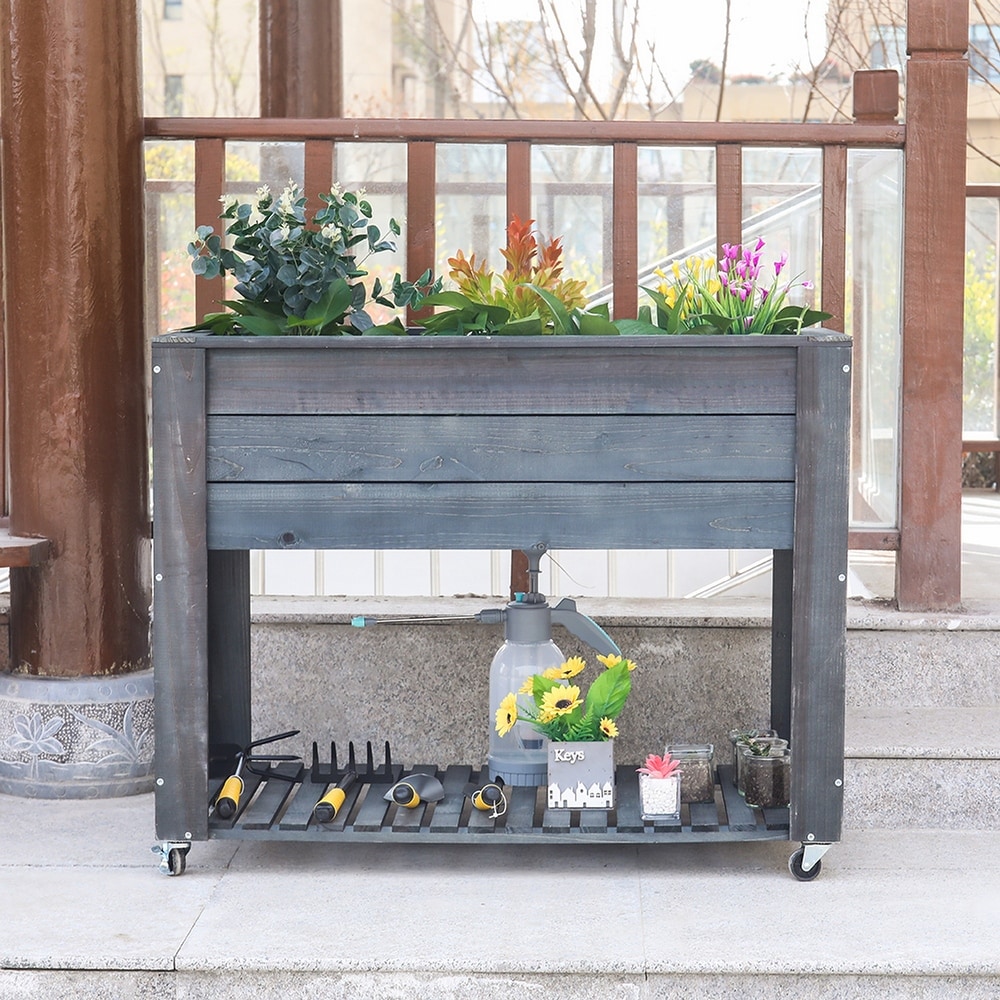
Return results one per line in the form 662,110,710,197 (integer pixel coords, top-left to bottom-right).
207,762,789,844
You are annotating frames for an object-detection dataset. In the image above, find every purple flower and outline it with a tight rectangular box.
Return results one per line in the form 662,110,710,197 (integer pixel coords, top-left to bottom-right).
774,251,788,278
802,279,814,290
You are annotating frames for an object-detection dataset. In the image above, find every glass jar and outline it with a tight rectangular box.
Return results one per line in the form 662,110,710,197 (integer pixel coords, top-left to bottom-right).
743,747,791,809
728,727,777,786
638,773,681,821
664,743,715,803
736,737,787,796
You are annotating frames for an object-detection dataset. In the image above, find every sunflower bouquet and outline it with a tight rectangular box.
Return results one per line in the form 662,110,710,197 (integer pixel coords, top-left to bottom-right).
494,653,634,743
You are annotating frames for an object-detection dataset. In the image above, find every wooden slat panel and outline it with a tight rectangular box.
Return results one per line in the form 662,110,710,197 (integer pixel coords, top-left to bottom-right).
206,481,795,551
207,550,252,754
278,781,327,832
578,807,609,834
717,766,758,832
541,806,571,833
203,341,800,416
688,800,720,833
152,345,210,842
613,765,644,833
206,414,796,484
788,337,852,845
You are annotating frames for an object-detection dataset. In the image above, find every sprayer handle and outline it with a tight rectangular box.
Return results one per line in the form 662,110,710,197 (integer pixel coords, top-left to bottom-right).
550,597,621,657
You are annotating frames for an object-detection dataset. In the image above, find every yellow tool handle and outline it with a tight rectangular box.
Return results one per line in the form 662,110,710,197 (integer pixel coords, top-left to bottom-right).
391,782,420,807
215,774,244,819
313,787,347,824
472,783,504,811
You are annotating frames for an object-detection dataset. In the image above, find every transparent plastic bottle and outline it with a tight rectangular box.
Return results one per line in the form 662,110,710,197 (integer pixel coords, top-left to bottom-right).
487,601,564,786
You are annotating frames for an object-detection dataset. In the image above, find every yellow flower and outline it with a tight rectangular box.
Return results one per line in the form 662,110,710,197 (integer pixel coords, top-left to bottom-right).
540,685,582,719
600,718,619,739
494,693,518,737
518,677,535,695
597,653,637,672
544,657,586,680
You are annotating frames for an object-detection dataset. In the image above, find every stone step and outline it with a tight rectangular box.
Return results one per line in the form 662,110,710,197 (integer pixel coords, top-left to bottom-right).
844,705,1000,829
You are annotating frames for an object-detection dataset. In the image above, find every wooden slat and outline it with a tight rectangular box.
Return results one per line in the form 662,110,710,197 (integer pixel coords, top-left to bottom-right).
278,781,327,832
504,784,539,834
506,140,531,226
821,146,847,333
788,337,852,845
0,530,49,567
688,801,720,833
427,764,472,834
193,138,225,323
717,766,758,832
242,763,302,830
351,783,393,833
303,139,334,213
716,143,742,254
541,805,571,833
206,481,795,551
612,765,644,833
612,141,638,320
578,806,610,835
145,116,906,147
202,340,800,416
152,345,210,842
406,140,436,325
206,414,796,484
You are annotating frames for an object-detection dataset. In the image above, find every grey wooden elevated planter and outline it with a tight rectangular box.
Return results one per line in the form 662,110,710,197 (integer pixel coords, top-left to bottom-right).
151,332,851,874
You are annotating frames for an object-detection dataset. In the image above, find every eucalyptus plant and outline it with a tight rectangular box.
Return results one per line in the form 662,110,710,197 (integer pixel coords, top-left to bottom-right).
186,181,402,335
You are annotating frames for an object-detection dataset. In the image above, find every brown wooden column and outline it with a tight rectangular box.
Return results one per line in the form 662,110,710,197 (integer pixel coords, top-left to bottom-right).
259,0,342,117
897,0,968,610
0,0,150,676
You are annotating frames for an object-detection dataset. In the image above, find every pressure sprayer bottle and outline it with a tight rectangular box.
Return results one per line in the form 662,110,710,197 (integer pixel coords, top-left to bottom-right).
487,548,620,785
351,546,619,787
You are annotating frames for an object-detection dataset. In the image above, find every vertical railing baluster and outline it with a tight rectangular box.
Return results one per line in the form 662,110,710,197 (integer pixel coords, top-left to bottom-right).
613,141,638,320
304,138,335,211
715,143,743,256
406,140,437,325
506,140,532,225
194,138,226,324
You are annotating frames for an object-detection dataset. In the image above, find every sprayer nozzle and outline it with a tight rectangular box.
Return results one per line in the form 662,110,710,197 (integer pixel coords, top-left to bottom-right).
351,616,369,628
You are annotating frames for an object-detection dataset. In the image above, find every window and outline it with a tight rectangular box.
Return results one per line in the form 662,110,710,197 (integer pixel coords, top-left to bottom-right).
164,0,182,19
869,25,906,73
164,75,184,116
970,24,1000,83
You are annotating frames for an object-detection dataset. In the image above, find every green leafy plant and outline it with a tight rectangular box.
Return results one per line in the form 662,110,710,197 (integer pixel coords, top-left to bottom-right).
635,239,830,336
186,181,402,335
494,653,634,743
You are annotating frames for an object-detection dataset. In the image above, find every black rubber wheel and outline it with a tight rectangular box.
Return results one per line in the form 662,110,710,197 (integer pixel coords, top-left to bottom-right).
166,847,187,877
788,847,821,881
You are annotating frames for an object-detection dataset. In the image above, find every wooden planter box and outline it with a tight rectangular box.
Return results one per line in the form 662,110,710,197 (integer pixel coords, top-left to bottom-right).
151,332,851,855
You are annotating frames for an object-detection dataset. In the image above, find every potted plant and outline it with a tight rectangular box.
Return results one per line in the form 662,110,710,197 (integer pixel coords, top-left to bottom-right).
494,653,634,809
636,752,681,821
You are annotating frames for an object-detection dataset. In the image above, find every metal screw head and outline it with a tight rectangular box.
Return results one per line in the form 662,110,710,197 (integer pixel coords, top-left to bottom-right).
185,832,192,839
155,573,163,582
835,779,843,787
807,833,816,841
838,573,846,582
153,365,161,373
842,364,850,373
156,777,164,786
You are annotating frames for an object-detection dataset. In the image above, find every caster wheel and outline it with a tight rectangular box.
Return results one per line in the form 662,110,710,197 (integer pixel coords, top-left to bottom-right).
788,847,821,881
166,847,187,877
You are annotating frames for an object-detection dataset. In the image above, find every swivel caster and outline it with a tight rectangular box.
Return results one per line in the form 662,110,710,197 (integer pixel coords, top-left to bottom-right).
788,843,830,881
152,841,191,876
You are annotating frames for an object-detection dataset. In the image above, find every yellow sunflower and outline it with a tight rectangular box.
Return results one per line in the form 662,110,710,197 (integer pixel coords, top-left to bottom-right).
599,717,619,739
539,685,582,719
597,653,637,672
494,693,518,737
543,656,586,680
518,677,535,695
541,667,564,680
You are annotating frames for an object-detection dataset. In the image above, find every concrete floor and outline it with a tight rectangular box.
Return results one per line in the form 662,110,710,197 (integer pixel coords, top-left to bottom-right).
1,791,1000,998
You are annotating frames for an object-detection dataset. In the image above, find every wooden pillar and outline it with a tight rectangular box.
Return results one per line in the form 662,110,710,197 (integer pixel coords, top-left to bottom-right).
259,0,342,117
897,0,968,610
0,0,150,675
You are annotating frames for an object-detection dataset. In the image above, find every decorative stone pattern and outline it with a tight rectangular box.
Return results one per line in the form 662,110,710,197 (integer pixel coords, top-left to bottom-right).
0,670,154,798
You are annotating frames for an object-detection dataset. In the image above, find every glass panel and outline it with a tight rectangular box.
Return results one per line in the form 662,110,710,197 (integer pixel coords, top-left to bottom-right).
636,146,715,293
435,144,507,282
337,143,408,325
846,149,904,528
143,139,195,336
742,148,823,306
964,199,1000,435
532,145,612,295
